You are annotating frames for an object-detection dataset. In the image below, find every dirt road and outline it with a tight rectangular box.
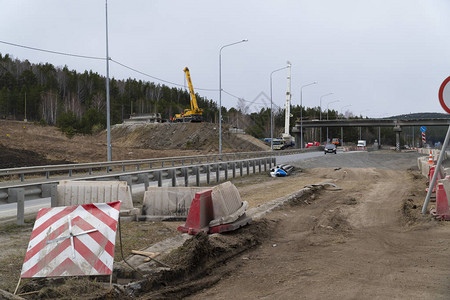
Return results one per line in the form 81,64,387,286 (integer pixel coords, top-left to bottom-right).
187,152,450,299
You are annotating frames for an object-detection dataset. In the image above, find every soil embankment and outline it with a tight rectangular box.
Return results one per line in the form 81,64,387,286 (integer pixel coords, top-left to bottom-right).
0,120,269,168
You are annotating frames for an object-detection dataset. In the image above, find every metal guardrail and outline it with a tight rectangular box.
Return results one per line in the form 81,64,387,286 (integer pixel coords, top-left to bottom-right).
0,149,301,182
0,156,279,205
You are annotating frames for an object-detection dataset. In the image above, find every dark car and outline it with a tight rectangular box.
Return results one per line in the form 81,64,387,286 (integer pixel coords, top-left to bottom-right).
324,143,337,154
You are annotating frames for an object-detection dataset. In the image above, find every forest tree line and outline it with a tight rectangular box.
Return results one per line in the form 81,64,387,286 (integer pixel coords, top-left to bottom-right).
0,53,437,146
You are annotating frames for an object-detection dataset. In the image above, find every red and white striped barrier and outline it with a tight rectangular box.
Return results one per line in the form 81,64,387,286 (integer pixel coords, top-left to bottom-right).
20,201,121,278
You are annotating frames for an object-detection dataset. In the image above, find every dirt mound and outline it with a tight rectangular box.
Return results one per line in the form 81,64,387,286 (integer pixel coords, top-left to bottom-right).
111,123,269,152
0,144,72,169
0,120,268,168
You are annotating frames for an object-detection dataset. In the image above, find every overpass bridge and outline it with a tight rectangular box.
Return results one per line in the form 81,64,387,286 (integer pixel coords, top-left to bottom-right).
292,118,450,150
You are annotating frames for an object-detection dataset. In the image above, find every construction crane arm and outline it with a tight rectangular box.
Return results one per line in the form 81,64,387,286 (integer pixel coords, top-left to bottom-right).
183,67,200,112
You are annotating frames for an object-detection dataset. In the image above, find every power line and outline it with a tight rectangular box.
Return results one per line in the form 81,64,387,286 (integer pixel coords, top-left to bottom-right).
111,59,218,92
0,40,105,60
0,39,258,102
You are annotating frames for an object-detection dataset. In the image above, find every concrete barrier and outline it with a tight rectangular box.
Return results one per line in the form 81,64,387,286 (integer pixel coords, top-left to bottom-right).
142,187,206,219
417,148,446,178
210,181,248,227
56,180,138,215
142,181,248,224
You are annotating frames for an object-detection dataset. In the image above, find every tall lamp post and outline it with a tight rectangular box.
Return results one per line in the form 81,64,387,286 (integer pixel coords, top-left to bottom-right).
319,93,333,143
340,104,351,145
300,82,317,149
219,39,248,154
326,100,339,143
270,65,290,150
105,0,112,162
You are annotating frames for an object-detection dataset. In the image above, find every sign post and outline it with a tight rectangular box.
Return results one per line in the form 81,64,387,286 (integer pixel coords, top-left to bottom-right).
422,77,450,214
421,126,426,146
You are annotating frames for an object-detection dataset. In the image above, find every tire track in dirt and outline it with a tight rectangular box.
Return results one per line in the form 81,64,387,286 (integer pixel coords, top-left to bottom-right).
188,160,450,299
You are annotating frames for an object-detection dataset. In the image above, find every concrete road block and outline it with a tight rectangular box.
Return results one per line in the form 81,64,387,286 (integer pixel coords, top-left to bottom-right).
142,187,207,218
142,181,248,227
57,180,138,215
210,181,248,227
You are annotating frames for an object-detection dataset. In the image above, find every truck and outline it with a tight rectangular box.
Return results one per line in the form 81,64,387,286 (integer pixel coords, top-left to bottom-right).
331,138,340,146
173,67,203,122
357,140,367,150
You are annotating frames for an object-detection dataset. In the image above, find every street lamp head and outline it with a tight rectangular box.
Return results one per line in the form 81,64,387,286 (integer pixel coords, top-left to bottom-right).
242,39,248,42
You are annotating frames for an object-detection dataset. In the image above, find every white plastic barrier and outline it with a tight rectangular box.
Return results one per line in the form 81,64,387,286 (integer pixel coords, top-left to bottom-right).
57,180,138,215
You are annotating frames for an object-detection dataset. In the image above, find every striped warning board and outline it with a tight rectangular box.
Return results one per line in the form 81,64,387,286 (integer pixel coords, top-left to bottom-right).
20,201,121,278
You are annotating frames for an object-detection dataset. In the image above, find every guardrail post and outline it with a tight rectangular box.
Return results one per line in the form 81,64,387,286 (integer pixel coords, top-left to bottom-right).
239,162,243,177
172,160,175,167
20,174,24,182
259,159,262,173
161,162,164,168
195,167,200,186
122,165,126,172
42,184,57,207
8,188,24,225
265,158,269,171
137,164,140,171
206,165,210,184
119,175,133,194
232,162,236,178
137,174,149,191
46,171,50,179
253,160,256,174
170,169,177,187
223,163,228,181
246,161,250,175
216,164,220,183
89,168,92,175
156,171,162,187
184,167,189,187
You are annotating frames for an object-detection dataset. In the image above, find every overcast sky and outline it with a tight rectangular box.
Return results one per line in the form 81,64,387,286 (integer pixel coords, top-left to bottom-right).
1,0,449,118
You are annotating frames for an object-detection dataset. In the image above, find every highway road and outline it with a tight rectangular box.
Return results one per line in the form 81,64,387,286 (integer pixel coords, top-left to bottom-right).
0,151,326,223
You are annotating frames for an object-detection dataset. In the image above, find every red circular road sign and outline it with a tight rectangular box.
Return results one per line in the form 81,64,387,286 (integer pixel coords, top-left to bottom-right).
439,76,450,113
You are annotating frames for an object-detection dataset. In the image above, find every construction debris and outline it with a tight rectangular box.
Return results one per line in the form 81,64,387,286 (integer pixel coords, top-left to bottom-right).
270,164,294,177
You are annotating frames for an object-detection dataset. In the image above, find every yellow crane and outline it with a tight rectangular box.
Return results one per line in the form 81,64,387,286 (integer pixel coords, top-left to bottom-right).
173,67,203,122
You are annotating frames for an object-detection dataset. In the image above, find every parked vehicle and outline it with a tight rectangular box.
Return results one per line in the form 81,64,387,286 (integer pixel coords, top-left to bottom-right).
331,138,340,146
272,138,285,150
324,143,337,154
357,140,367,150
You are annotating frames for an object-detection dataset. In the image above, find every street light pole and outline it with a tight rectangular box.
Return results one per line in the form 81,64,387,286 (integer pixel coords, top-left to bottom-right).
300,82,317,149
270,65,290,150
105,0,112,162
219,39,248,155
326,100,339,143
319,93,333,144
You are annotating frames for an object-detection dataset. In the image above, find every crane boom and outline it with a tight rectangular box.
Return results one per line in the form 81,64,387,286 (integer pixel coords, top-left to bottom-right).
184,67,200,111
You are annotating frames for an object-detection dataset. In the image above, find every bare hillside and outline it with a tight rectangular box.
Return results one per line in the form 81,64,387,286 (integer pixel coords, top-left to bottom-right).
0,120,268,168
111,122,270,153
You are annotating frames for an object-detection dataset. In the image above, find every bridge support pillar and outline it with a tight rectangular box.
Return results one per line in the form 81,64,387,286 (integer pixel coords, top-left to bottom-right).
394,126,402,151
